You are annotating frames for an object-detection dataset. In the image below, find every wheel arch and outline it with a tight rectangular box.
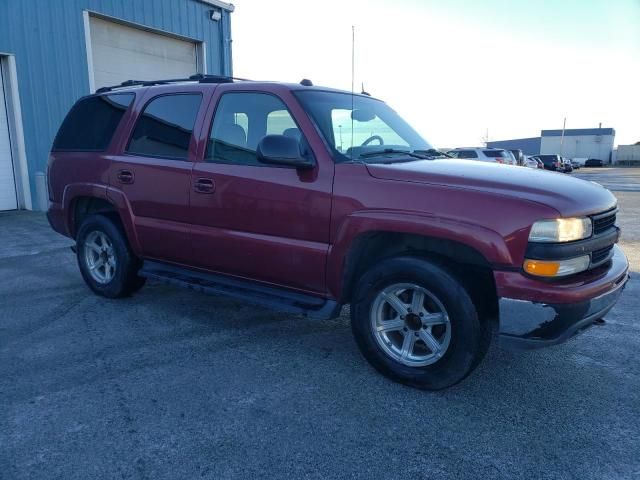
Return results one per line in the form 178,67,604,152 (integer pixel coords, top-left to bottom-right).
337,230,499,327
62,184,141,254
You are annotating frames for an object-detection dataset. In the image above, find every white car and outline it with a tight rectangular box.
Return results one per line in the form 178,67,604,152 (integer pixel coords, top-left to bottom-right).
524,156,540,168
447,147,517,165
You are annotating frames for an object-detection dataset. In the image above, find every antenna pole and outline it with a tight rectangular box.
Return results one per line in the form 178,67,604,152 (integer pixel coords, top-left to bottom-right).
351,25,355,96
351,25,355,159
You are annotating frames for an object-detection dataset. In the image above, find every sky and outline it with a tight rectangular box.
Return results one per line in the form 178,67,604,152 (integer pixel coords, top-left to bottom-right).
230,0,640,148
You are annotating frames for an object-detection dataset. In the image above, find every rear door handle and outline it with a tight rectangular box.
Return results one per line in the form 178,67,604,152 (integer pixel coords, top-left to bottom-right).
194,177,215,194
117,169,134,184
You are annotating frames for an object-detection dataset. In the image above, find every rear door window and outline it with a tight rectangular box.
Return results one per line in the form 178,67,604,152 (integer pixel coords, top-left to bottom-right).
127,94,202,160
483,150,507,158
52,93,135,151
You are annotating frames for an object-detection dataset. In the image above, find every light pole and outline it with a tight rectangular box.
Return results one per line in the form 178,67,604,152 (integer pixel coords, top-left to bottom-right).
559,117,566,157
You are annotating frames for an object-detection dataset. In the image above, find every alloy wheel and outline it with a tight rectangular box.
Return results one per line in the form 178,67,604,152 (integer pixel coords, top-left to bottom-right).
83,231,116,284
370,283,451,367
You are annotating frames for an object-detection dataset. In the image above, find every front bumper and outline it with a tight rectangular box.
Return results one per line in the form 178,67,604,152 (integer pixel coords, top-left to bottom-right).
497,245,629,349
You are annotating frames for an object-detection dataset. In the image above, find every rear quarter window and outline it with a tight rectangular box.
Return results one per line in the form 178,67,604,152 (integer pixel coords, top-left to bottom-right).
52,93,135,151
127,93,202,160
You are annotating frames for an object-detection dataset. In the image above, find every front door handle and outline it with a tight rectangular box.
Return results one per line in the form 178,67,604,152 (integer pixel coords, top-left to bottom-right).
117,169,134,184
194,177,215,194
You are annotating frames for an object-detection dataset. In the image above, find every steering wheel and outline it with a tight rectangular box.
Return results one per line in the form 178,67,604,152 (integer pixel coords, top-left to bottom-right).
361,135,384,147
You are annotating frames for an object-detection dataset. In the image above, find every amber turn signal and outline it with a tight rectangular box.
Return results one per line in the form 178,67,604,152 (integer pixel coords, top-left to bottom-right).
523,260,560,277
523,255,590,278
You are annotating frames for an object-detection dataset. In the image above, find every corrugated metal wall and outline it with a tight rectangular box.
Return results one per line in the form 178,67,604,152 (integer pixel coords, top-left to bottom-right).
540,135,615,162
616,145,640,162
0,0,232,209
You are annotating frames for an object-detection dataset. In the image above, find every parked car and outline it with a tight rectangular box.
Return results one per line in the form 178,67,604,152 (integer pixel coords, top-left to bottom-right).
561,157,573,173
570,160,581,170
585,158,605,167
509,149,525,166
47,76,629,390
447,147,517,165
533,154,563,171
523,156,540,169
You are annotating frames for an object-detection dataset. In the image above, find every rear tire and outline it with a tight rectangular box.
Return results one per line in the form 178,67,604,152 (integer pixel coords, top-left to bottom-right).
350,256,490,390
76,214,145,298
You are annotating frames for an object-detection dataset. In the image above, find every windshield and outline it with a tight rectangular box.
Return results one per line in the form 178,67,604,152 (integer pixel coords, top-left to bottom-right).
294,90,433,162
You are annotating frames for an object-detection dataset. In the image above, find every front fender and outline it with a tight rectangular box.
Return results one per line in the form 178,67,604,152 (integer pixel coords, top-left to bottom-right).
325,210,511,299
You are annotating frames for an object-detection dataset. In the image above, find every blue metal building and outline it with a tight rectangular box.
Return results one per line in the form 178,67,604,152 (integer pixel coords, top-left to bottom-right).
486,137,542,156
0,0,233,211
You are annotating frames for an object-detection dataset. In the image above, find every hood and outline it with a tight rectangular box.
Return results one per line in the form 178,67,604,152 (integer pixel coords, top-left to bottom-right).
365,159,616,217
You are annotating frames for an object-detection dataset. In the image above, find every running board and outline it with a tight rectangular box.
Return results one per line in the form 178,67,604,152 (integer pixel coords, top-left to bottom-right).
139,261,341,320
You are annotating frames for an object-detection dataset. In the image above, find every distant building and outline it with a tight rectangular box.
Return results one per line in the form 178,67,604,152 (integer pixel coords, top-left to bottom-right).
616,144,640,164
486,137,541,155
487,127,616,163
540,128,615,163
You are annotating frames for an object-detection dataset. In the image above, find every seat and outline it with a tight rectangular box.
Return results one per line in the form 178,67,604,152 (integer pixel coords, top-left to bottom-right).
217,123,247,147
210,123,253,164
283,127,302,142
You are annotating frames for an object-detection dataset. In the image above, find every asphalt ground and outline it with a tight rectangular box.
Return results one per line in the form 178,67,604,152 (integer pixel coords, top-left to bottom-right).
1,168,639,479
573,166,640,192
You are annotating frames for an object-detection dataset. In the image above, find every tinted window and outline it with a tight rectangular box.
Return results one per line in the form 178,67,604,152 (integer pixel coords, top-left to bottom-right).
127,94,202,160
483,150,508,158
52,94,134,151
452,150,478,159
206,92,304,166
537,155,557,164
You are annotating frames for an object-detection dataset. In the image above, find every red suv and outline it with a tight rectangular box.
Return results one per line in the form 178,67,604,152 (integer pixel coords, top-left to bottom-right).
47,76,629,389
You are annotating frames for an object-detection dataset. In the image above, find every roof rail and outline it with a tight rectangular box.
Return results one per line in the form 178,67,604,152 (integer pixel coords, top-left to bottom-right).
95,74,251,94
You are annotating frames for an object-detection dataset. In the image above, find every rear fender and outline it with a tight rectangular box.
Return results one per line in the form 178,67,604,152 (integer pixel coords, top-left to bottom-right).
61,183,141,255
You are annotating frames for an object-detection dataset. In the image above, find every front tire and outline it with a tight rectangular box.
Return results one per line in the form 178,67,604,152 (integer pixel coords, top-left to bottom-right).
351,256,490,390
76,214,145,298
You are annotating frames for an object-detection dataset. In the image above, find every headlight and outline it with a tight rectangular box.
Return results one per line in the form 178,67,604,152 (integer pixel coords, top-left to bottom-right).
529,217,592,243
524,255,590,277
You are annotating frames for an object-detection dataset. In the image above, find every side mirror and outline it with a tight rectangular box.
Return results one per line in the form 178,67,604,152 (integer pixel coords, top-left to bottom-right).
257,135,315,169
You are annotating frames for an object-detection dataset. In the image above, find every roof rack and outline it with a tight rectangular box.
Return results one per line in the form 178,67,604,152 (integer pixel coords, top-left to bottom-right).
95,74,251,94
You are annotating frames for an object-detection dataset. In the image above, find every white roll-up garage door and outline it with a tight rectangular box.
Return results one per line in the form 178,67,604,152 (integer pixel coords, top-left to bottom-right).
0,63,18,211
89,16,198,90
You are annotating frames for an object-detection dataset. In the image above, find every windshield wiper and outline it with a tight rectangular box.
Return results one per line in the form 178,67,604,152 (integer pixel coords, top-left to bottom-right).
359,149,429,160
413,149,452,158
